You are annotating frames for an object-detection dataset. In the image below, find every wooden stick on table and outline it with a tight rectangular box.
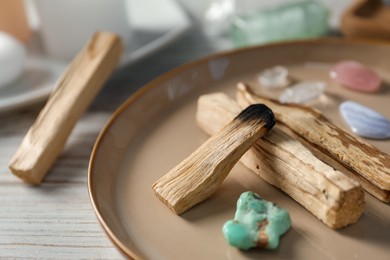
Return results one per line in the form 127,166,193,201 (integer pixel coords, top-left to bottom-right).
196,92,365,229
9,31,123,184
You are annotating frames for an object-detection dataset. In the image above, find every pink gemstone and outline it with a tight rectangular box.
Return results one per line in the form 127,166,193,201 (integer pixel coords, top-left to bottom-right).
330,60,381,92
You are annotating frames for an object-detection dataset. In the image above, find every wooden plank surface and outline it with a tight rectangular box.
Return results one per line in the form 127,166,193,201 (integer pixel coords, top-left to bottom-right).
0,26,217,259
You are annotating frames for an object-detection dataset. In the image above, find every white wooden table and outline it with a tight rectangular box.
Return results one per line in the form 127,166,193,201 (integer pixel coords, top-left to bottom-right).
0,26,220,259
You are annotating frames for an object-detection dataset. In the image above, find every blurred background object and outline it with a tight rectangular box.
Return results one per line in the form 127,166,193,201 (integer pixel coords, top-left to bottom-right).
0,0,31,42
177,0,387,48
0,0,29,88
0,32,27,88
0,0,191,114
34,0,131,61
341,0,390,41
228,0,329,47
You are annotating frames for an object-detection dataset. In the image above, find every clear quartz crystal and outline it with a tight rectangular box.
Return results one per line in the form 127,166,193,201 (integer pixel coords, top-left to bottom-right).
279,81,326,104
258,66,289,88
203,0,235,37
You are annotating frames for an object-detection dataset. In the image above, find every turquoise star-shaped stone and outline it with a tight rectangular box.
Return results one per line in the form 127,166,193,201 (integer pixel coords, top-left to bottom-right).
222,191,291,250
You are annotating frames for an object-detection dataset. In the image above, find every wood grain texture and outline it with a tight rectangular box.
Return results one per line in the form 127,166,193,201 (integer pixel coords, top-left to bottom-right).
153,104,275,214
196,93,365,229
236,83,390,202
0,112,122,259
9,32,123,184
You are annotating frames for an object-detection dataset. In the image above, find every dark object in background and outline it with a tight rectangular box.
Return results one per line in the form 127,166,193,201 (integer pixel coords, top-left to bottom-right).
341,0,390,41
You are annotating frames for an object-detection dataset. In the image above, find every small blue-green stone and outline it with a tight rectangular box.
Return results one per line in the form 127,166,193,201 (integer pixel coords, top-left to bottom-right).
222,191,291,250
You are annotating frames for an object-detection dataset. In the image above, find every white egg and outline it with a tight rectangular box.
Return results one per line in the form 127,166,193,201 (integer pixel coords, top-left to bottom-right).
0,32,27,88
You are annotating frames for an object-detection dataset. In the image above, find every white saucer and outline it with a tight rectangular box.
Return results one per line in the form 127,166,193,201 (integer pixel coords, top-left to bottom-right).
0,0,191,113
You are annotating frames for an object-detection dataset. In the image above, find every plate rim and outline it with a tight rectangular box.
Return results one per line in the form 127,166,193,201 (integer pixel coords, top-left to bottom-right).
87,37,390,258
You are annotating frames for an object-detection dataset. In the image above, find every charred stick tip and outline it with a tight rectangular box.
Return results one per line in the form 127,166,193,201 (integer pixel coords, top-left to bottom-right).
235,104,276,130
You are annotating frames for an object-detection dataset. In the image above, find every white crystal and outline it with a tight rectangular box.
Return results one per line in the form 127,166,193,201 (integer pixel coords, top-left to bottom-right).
258,66,289,88
203,0,235,36
279,81,327,104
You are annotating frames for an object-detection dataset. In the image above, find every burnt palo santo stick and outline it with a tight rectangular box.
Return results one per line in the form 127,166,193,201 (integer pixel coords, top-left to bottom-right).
196,93,365,229
236,82,390,203
152,104,275,215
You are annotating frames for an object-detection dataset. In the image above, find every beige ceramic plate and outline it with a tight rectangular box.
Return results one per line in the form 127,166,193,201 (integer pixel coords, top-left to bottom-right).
88,39,390,259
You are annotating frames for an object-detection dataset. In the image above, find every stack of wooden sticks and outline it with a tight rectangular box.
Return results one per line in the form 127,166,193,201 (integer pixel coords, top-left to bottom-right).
153,82,390,229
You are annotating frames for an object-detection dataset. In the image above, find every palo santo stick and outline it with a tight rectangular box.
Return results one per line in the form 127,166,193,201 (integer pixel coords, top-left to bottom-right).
196,93,365,229
9,32,123,184
236,83,390,203
278,124,390,203
153,104,275,215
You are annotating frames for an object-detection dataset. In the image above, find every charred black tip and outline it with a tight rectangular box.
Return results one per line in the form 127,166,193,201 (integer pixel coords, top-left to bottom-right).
235,104,275,130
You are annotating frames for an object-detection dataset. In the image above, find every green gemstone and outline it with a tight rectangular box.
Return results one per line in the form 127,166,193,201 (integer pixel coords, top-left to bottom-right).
222,191,291,250
229,0,329,47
